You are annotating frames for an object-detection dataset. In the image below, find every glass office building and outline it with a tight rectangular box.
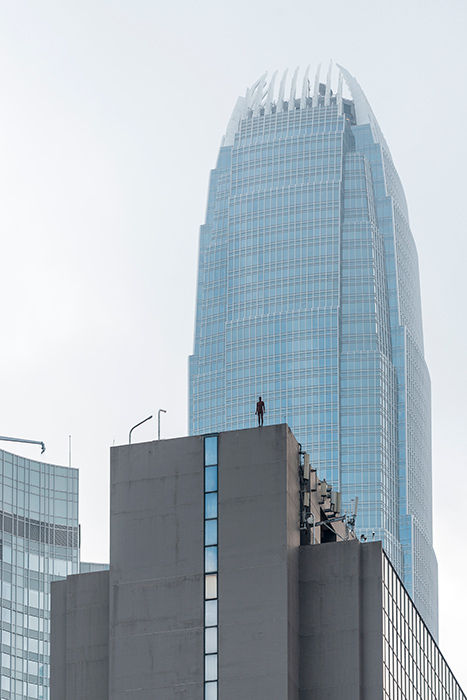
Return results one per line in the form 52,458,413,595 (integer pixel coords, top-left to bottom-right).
382,555,464,700
189,65,438,637
0,449,79,700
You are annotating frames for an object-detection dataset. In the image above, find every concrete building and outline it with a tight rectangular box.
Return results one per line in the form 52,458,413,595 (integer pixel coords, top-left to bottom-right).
189,64,437,636
50,427,464,700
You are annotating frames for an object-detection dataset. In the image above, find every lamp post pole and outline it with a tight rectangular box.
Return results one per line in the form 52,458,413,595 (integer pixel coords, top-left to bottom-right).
158,409,167,440
129,416,153,445
0,436,46,454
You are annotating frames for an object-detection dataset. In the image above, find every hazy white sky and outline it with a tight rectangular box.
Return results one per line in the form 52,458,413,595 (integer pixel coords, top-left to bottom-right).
0,0,466,687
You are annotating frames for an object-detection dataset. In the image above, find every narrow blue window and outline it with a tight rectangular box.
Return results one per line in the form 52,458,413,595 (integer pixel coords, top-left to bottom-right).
205,627,217,653
205,681,217,700
204,435,218,700
205,600,217,627
205,654,218,681
205,493,217,519
205,466,218,492
205,437,218,466
205,546,218,573
205,519,217,546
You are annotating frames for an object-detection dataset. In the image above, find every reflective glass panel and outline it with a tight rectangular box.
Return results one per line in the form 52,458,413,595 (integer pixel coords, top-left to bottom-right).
205,627,217,654
205,654,218,681
205,600,217,627
205,681,217,700
205,466,217,493
205,546,218,573
205,519,217,546
204,437,218,466
205,493,217,519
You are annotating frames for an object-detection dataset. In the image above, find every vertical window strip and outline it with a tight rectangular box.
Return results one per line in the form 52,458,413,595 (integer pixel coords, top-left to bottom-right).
204,436,218,700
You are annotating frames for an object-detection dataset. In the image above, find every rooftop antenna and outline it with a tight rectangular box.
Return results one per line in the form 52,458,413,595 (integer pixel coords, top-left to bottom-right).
346,496,358,538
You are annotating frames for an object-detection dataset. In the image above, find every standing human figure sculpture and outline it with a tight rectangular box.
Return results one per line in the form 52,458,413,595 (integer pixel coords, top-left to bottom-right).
255,396,265,426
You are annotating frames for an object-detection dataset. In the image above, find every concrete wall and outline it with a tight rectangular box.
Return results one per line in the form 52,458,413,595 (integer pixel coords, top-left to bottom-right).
52,428,389,700
299,539,383,700
50,570,110,700
109,426,301,700
217,425,300,700
109,435,205,699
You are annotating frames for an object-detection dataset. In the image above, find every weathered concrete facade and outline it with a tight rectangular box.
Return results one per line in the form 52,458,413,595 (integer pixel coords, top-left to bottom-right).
51,570,109,700
52,425,304,699
51,426,465,700
299,540,383,700
217,425,300,700
109,433,205,698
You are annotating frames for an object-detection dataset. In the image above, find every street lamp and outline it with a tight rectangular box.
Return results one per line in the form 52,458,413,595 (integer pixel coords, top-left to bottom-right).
129,416,153,445
0,436,46,454
158,409,167,440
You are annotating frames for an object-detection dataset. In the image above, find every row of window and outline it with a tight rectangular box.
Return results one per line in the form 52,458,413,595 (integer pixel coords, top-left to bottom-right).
1,653,46,675
230,172,342,196
0,491,74,519
204,436,218,700
235,121,345,147
0,456,77,490
1,676,47,699
1,552,75,577
383,556,464,700
227,186,341,213
1,630,48,656
232,134,342,164
1,587,49,608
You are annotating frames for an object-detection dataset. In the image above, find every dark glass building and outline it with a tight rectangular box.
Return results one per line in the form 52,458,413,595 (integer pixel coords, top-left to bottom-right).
189,65,437,636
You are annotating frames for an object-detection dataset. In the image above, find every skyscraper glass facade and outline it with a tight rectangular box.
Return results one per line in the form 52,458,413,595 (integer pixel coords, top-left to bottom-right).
0,449,79,700
189,65,437,637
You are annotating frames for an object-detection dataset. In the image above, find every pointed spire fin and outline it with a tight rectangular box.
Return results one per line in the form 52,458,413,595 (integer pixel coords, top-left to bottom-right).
300,65,310,109
336,64,370,125
324,61,332,106
253,72,268,115
277,68,288,112
265,71,278,114
246,73,266,111
313,63,321,106
289,66,299,108
337,69,343,114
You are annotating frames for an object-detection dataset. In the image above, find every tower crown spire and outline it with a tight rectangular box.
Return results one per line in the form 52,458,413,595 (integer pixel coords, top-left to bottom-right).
224,62,365,146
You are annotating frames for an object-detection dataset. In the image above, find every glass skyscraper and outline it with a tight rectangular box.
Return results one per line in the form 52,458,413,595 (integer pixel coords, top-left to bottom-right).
0,449,79,700
189,64,437,637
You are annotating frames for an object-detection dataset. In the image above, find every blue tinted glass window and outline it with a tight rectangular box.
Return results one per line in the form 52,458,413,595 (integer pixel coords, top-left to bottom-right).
205,681,217,700
205,493,217,519
205,546,218,573
205,466,218,493
205,600,217,626
205,519,217,546
204,437,218,466
205,654,218,681
205,627,217,653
